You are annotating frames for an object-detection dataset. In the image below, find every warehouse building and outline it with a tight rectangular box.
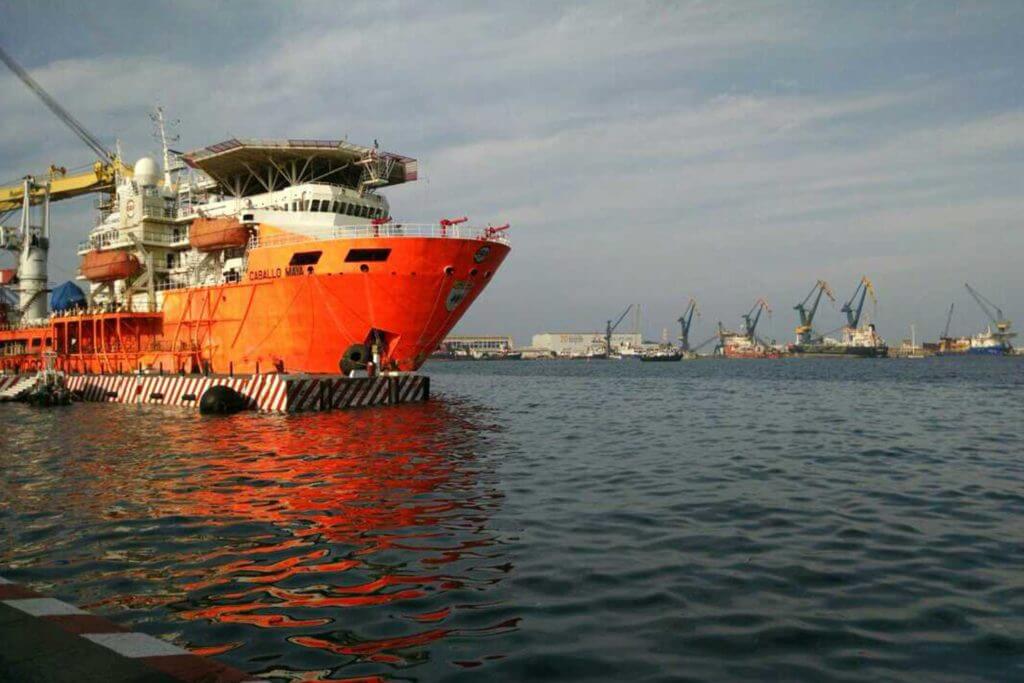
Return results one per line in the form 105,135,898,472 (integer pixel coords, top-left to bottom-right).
531,332,642,357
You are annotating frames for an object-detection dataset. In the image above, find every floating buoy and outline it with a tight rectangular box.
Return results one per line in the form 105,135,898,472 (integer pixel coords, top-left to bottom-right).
199,385,249,415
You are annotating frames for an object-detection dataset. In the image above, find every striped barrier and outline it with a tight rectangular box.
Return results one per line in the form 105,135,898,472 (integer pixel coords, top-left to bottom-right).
0,375,20,394
0,574,259,682
55,373,429,413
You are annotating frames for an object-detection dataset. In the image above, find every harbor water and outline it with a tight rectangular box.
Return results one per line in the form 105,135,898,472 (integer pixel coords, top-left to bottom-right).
1,357,1023,681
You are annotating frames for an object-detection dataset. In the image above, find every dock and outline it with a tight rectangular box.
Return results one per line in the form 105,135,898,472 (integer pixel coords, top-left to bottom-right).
0,574,258,682
0,372,429,412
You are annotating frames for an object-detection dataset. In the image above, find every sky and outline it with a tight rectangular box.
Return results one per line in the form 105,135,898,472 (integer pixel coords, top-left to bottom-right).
1,1,1022,346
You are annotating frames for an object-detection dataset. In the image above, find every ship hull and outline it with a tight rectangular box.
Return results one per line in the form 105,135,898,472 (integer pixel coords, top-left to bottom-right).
965,346,1011,356
0,236,509,375
790,344,888,358
722,348,781,359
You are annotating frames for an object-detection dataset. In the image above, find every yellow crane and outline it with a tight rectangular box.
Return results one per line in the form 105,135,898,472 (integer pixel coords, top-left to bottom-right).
0,45,130,214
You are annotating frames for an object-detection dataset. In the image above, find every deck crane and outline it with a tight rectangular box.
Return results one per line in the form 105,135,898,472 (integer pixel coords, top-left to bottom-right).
605,304,633,356
0,45,131,321
677,298,699,351
741,298,771,343
793,280,834,345
964,283,1015,346
840,276,876,329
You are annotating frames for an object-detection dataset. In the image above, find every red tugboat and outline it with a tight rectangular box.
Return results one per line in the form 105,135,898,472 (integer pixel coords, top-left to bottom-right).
717,298,782,358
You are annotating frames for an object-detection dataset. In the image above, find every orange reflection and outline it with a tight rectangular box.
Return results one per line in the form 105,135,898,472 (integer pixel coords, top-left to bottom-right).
24,399,516,676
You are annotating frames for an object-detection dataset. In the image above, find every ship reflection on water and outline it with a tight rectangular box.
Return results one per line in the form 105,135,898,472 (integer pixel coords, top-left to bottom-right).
0,399,518,679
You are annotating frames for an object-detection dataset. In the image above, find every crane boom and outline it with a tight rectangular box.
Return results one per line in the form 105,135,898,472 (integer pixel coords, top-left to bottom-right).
0,163,118,213
964,283,1004,325
677,297,699,351
605,304,633,355
794,279,834,344
841,276,876,328
0,45,114,164
0,45,129,213
942,302,955,339
742,298,771,340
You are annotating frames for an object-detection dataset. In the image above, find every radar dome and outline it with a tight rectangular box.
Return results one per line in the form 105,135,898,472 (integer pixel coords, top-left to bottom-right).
133,157,160,187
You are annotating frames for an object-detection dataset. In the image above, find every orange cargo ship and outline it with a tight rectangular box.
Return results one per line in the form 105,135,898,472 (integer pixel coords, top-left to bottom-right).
0,137,510,376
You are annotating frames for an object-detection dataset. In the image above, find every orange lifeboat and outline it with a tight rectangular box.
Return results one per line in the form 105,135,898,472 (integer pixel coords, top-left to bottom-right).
80,250,141,282
189,217,251,252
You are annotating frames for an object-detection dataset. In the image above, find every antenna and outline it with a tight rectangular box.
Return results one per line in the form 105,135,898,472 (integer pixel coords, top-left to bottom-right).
150,106,181,187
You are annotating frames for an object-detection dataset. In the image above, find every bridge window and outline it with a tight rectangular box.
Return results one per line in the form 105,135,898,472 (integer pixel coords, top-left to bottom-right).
345,248,391,263
310,199,321,212
289,251,323,266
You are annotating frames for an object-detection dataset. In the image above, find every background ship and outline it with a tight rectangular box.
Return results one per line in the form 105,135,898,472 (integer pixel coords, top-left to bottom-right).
716,298,781,358
932,285,1016,356
789,277,888,358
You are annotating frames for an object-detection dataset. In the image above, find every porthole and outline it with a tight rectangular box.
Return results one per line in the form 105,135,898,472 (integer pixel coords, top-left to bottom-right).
360,264,369,273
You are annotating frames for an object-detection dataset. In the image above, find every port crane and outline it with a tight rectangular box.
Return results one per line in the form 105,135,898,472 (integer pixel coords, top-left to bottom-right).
793,280,834,345
964,283,1015,345
0,45,131,322
677,298,699,351
741,298,771,344
840,276,876,329
605,304,633,356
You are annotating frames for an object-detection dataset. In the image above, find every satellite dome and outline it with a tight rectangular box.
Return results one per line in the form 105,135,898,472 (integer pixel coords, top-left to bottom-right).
133,157,160,187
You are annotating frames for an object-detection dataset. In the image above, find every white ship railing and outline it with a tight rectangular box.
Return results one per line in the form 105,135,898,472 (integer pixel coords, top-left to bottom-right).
249,223,511,249
76,222,509,254
78,227,190,253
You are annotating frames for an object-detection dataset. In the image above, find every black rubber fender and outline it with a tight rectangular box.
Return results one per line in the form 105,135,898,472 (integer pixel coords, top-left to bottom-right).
340,343,370,374
199,385,249,415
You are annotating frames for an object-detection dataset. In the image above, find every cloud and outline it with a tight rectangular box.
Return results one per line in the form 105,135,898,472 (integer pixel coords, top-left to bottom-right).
1,2,1022,342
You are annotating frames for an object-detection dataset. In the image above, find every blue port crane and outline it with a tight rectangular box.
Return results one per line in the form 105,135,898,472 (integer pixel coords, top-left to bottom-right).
840,276,876,329
793,280,834,345
742,298,772,343
964,283,1014,344
606,304,633,356
677,298,699,351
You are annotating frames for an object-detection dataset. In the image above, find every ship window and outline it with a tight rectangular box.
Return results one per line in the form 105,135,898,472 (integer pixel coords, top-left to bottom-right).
166,254,174,269
291,201,297,211
310,200,321,212
289,251,323,266
345,248,391,263
321,201,331,213
31,338,41,347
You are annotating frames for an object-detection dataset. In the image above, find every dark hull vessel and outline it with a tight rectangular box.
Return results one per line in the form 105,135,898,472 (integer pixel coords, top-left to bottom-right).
791,344,888,358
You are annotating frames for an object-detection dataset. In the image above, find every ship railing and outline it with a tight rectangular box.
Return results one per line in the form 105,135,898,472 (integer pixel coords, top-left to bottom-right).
77,226,190,253
248,222,511,250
